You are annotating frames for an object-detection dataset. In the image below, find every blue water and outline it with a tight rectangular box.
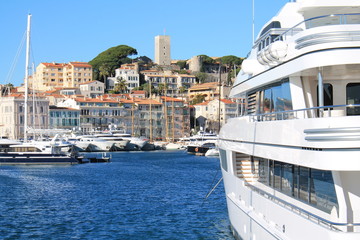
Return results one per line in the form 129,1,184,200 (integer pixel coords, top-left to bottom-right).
0,151,233,240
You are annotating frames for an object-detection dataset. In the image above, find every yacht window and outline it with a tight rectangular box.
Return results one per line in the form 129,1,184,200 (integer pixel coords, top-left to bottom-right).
255,158,338,214
219,149,228,172
317,83,333,107
257,79,292,114
310,170,338,213
298,167,310,202
281,163,294,197
260,21,281,37
346,83,360,115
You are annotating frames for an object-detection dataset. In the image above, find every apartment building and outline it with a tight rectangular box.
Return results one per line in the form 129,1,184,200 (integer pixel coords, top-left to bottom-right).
49,106,80,130
0,94,49,139
135,99,163,140
57,97,127,133
79,80,105,98
31,62,92,91
188,82,231,102
144,73,196,96
158,96,190,140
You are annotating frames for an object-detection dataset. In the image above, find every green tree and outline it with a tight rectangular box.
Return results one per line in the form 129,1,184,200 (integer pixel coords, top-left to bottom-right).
89,45,138,81
190,94,206,105
176,60,187,69
220,55,243,66
157,83,168,96
114,77,128,93
198,55,215,64
99,64,112,84
195,72,208,83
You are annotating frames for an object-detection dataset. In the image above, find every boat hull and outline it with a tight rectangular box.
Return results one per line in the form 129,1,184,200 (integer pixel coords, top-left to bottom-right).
0,153,78,164
187,145,209,155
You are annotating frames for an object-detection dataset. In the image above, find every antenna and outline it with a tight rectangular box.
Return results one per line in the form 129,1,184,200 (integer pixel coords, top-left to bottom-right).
252,0,255,44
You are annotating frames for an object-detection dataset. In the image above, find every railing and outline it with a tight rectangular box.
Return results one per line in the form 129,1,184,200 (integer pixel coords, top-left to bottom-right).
274,13,360,42
248,184,360,232
249,104,360,122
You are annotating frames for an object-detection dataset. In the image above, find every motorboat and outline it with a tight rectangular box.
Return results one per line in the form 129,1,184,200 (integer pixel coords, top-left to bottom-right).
186,131,218,155
218,1,360,239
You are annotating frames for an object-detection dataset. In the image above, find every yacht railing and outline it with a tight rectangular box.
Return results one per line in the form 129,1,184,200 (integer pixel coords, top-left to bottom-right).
274,13,360,42
248,183,360,232
249,104,360,122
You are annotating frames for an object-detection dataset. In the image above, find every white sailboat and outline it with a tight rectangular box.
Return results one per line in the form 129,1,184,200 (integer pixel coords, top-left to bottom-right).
0,14,78,164
218,0,360,239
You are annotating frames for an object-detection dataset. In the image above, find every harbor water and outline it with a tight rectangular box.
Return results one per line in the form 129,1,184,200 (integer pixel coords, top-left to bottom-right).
0,150,233,240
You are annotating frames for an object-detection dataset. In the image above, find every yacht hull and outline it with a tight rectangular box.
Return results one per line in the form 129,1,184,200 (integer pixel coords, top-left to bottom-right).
0,153,78,164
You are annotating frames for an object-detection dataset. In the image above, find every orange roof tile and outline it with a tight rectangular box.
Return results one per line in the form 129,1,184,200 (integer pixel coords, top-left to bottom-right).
75,97,118,103
161,96,183,102
220,99,235,104
136,99,162,105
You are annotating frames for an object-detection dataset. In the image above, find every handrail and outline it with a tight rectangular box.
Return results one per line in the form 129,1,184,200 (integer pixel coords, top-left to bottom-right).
273,13,360,42
248,104,360,122
247,183,360,232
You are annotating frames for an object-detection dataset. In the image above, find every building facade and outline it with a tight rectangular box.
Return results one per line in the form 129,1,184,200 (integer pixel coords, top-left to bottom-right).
79,80,105,98
0,94,49,139
31,62,93,91
144,73,196,96
49,106,80,130
107,63,140,93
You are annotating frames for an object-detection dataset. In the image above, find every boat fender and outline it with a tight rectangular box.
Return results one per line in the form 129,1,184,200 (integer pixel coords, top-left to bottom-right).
195,147,199,152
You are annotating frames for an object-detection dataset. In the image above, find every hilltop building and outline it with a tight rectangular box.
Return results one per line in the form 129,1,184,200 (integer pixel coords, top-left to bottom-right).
107,63,140,93
144,73,196,96
155,35,171,66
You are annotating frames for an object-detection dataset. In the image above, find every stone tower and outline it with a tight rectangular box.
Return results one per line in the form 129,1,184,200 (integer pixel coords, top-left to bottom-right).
154,35,171,65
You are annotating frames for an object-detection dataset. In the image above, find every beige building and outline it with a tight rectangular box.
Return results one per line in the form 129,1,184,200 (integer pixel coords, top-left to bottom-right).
79,80,104,98
155,35,171,66
188,82,231,102
144,73,196,96
31,62,93,91
0,94,49,139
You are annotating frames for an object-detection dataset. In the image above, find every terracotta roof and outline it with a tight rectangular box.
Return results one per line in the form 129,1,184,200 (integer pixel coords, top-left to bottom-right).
120,99,135,104
136,99,162,105
48,94,66,98
220,99,235,104
146,74,179,78
189,82,218,90
69,62,92,68
131,90,146,94
78,80,102,85
41,62,66,68
74,97,118,103
161,96,183,102
194,101,209,106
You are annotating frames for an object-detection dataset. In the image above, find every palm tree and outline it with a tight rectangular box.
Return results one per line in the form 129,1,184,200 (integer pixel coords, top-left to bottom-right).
157,83,168,96
114,77,128,93
99,63,111,82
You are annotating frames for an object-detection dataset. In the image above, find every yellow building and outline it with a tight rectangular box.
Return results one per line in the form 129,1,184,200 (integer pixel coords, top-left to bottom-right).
31,62,92,91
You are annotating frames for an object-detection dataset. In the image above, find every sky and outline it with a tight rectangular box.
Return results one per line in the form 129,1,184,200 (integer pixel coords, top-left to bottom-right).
0,0,290,87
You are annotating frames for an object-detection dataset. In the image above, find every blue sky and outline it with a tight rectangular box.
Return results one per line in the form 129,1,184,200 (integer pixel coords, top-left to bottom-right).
0,0,289,87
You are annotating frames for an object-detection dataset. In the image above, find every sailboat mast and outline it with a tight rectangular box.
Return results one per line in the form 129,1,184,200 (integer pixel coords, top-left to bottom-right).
24,14,31,142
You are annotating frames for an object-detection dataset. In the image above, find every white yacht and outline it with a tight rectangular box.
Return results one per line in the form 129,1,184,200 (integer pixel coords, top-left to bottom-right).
76,135,115,152
218,1,360,239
